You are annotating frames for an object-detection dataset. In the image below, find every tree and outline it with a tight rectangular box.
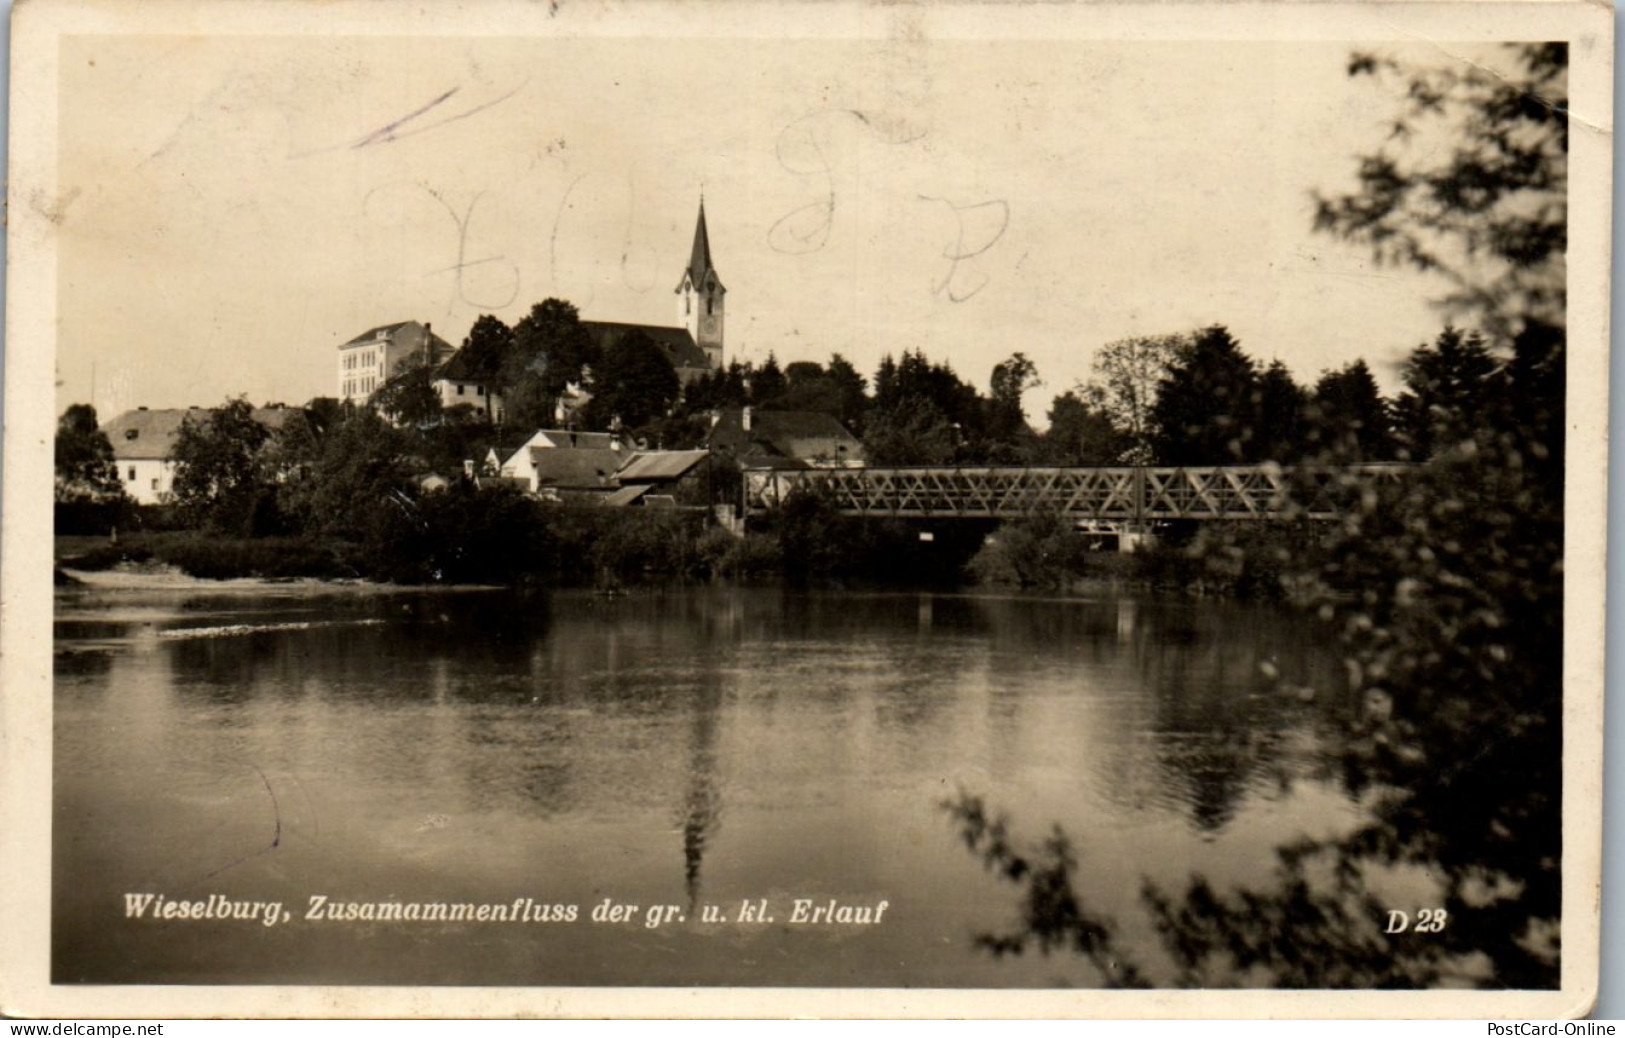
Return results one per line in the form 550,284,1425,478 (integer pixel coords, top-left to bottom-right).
862,396,958,466
1313,44,1567,341
1252,360,1308,464
986,352,1041,442
1308,360,1393,460
371,354,443,429
1089,334,1183,463
773,360,843,415
460,314,514,420
507,299,598,428
279,405,412,541
1390,325,1500,460
55,404,122,501
948,43,1571,990
169,397,273,533
749,353,788,407
1149,326,1262,465
581,330,679,431
825,353,871,433
1042,389,1127,466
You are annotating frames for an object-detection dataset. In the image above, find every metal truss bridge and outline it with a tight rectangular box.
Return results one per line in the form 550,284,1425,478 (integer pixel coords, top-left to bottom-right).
743,464,1409,522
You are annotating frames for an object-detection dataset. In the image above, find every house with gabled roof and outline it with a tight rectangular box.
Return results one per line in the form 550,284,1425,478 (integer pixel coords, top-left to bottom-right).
704,407,864,468
433,348,505,422
100,405,313,506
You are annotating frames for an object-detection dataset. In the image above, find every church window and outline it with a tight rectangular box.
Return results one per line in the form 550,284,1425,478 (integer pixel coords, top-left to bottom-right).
707,296,713,315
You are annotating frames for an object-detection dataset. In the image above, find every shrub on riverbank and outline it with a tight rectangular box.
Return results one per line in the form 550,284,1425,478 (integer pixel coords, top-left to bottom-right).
967,511,1092,590
157,535,345,580
1134,521,1327,599
696,527,782,579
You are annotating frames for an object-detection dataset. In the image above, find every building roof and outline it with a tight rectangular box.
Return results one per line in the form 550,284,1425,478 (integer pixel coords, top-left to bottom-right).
705,409,862,461
677,200,725,294
602,485,653,508
615,449,709,483
534,429,618,451
341,320,456,355
435,349,489,382
581,320,711,371
101,406,309,461
527,447,624,490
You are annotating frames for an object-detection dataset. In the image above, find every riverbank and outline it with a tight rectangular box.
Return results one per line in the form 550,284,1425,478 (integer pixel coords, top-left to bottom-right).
56,564,506,595
55,514,1327,600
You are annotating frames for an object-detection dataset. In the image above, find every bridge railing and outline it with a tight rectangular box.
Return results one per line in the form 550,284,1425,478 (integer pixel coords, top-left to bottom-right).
743,463,1411,521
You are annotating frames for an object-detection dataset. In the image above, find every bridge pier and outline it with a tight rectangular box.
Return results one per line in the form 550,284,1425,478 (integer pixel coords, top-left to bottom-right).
1119,524,1155,554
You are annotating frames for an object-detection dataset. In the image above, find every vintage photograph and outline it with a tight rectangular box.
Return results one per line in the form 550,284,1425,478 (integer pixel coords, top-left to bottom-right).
3,0,1611,1018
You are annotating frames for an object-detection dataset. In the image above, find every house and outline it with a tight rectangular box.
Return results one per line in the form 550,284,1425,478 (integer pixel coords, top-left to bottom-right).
519,448,628,501
496,428,627,486
100,405,312,506
497,427,632,499
336,321,456,405
705,408,864,468
433,349,505,422
608,449,711,507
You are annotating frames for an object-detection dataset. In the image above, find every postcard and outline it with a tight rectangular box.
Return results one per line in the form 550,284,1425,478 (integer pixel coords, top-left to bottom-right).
2,0,1611,1019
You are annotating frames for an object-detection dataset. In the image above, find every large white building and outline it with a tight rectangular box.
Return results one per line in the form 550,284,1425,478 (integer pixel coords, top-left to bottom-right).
336,320,455,405
99,406,309,506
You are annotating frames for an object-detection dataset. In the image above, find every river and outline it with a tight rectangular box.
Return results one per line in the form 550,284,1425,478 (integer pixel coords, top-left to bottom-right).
53,582,1375,987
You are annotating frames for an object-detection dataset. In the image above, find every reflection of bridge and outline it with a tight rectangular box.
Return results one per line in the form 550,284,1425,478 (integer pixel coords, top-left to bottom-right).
744,464,1409,522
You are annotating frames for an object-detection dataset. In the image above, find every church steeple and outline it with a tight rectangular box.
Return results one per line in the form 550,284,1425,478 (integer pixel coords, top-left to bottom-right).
676,197,725,369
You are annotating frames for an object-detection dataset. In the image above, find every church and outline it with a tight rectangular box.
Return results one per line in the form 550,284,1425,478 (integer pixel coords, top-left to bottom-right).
335,200,728,413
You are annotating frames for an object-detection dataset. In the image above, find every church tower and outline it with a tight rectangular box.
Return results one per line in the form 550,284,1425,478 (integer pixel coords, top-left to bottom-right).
676,199,725,370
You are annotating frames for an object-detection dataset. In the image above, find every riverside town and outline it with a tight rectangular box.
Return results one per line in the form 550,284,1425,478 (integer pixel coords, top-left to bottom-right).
49,35,1576,996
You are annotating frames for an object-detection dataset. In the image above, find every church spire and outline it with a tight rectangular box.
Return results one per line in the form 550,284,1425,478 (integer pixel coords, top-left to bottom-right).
676,195,726,370
681,198,724,293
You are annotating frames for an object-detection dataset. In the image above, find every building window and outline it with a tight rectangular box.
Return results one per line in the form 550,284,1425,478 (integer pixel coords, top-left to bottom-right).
127,467,136,481
476,386,484,396
457,384,465,396
151,479,159,491
707,296,713,315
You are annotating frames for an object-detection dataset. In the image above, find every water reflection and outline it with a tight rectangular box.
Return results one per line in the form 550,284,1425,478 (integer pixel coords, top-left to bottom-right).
55,585,1356,986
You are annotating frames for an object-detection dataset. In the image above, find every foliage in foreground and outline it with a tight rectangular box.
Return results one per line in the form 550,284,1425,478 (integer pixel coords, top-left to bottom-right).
946,42,1568,989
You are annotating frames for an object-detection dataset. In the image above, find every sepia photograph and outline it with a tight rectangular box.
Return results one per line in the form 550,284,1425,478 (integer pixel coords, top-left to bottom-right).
1,0,1612,1019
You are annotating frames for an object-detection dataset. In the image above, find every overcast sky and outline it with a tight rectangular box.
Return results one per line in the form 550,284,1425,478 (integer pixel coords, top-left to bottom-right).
55,35,1508,423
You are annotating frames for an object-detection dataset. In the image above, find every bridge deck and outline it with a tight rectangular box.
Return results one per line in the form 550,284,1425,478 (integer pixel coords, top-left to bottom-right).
743,464,1408,521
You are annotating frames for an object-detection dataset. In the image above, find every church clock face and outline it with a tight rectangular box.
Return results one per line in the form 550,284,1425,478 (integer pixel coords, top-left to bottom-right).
701,315,719,335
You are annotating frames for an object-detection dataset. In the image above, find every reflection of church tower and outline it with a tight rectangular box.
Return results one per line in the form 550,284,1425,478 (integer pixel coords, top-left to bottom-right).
679,680,724,911
675,199,726,370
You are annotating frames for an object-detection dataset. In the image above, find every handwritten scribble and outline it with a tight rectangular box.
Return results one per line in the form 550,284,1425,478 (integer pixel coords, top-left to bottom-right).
767,115,838,255
295,81,528,159
917,195,1010,302
766,109,927,256
141,762,286,893
420,186,522,312
619,174,657,294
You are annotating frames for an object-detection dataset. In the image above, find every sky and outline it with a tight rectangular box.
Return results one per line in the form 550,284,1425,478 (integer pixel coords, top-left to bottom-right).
54,34,1507,424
